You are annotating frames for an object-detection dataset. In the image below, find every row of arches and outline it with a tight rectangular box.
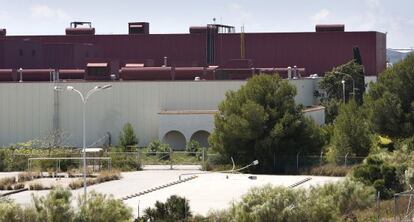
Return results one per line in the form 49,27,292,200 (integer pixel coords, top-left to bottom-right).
162,130,210,150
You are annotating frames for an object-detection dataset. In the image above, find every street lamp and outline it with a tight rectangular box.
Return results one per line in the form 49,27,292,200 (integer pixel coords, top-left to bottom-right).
335,71,356,101
18,68,23,82
178,158,259,180
341,79,346,103
54,84,112,198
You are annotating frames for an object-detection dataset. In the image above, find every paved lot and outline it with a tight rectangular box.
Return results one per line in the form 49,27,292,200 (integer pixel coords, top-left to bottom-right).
2,167,343,217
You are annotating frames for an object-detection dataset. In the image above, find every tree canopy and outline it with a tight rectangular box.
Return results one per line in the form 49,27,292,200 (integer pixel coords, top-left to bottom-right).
365,54,414,137
209,74,324,172
328,100,372,161
319,60,365,123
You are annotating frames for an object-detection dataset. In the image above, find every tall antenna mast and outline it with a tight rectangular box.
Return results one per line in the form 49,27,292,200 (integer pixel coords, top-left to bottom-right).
240,25,245,59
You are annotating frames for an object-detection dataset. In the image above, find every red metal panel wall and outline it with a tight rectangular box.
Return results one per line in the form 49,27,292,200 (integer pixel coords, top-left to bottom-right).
217,32,382,76
1,31,385,76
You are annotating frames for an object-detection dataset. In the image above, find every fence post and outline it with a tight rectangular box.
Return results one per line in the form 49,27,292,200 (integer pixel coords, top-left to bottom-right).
319,152,323,166
202,148,206,171
344,153,349,167
376,191,380,221
394,195,397,222
296,152,300,174
170,149,173,170
136,149,140,167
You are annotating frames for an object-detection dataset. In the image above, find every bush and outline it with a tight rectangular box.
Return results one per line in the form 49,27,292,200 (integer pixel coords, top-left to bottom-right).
185,140,201,155
0,201,37,222
0,177,16,190
17,172,40,182
29,183,46,190
13,183,25,190
95,170,121,183
139,195,192,222
69,180,83,190
302,164,352,177
32,187,74,222
204,179,375,222
147,140,171,161
0,187,133,222
75,191,133,222
110,154,142,171
119,123,138,149
352,154,405,199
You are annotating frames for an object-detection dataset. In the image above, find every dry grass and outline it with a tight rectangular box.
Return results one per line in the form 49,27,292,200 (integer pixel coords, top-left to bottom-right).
301,164,353,177
68,179,83,190
95,170,121,183
68,170,121,190
13,183,25,190
0,177,16,190
353,199,394,221
17,172,40,182
29,183,46,190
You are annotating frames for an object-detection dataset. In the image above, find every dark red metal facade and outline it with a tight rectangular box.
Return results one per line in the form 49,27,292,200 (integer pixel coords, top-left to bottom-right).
0,24,386,81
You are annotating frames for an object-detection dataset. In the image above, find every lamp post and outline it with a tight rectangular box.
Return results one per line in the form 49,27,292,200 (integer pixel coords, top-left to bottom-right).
341,79,346,103
18,68,23,82
336,71,356,101
178,159,259,180
54,84,112,198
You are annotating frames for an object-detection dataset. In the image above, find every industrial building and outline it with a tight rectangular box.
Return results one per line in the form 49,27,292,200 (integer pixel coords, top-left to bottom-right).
0,22,386,149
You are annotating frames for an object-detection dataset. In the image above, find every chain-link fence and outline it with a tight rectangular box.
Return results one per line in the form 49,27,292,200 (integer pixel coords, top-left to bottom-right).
394,191,414,221
1,148,367,174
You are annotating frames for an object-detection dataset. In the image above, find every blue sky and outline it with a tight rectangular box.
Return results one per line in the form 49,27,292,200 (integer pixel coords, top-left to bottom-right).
0,0,412,48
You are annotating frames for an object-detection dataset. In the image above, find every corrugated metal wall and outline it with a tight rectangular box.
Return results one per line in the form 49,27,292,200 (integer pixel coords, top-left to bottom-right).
0,79,316,147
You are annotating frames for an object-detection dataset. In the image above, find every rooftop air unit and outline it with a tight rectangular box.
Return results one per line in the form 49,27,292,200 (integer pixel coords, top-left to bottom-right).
315,24,345,32
65,22,95,35
0,29,6,36
128,22,149,34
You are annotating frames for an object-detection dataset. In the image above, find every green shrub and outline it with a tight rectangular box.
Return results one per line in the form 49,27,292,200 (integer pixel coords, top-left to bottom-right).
110,154,142,171
352,154,405,199
147,140,171,161
185,140,201,155
0,201,37,222
75,191,132,222
32,187,74,222
119,123,138,149
139,195,191,222
204,179,375,222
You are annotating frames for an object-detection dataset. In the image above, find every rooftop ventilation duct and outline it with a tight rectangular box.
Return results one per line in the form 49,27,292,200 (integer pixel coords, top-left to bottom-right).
315,24,345,32
0,29,6,36
66,22,95,35
128,22,149,34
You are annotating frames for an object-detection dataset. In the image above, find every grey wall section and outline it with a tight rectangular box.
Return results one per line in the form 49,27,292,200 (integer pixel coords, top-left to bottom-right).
0,83,54,146
0,79,318,147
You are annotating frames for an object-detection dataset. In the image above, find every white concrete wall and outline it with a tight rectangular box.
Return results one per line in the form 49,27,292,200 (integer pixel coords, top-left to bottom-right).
303,107,325,125
0,79,318,147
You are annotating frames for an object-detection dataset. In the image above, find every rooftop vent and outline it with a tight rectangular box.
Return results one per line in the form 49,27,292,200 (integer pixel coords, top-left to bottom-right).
66,22,95,35
128,22,149,34
0,29,6,36
315,24,345,32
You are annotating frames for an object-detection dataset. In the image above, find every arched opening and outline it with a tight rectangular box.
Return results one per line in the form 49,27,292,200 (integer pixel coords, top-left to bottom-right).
190,130,210,148
162,130,186,151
